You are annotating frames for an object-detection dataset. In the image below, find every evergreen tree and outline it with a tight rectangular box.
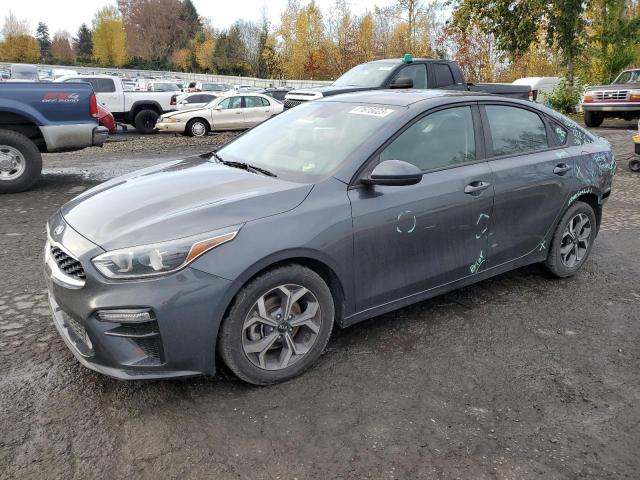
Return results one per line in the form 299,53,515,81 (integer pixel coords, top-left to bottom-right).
74,23,93,61
35,22,51,62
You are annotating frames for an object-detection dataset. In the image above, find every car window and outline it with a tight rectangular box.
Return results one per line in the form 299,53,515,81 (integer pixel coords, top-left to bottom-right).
218,97,242,110
380,106,476,171
64,77,115,93
549,120,568,145
395,64,427,89
485,105,548,156
244,96,263,108
260,97,271,107
433,63,455,88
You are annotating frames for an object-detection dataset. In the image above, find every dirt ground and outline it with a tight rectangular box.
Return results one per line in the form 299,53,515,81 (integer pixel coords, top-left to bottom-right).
0,121,639,479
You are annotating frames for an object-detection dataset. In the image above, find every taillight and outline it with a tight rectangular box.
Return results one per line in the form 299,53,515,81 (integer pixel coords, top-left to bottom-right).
170,94,177,106
89,92,98,118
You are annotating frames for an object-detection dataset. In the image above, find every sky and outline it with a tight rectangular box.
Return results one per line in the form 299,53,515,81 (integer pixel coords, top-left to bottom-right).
6,0,397,36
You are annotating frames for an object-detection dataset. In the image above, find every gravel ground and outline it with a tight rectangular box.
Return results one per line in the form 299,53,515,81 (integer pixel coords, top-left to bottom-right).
0,121,639,479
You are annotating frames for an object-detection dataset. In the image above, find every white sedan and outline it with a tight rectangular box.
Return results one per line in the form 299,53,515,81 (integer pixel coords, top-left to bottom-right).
156,93,284,137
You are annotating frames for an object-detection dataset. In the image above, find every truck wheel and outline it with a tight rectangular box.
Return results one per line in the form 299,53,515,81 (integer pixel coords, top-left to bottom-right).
134,109,159,134
584,111,604,128
0,130,42,194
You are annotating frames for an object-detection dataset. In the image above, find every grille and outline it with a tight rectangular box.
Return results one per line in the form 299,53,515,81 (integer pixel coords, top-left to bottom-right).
284,98,307,109
134,337,162,363
66,315,88,344
51,246,86,280
592,90,630,101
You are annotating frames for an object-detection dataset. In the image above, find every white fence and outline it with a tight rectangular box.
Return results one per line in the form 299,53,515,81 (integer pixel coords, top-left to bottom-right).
0,62,332,89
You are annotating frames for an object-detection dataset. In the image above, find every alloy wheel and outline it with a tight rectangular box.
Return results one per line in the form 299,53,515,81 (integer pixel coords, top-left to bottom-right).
241,284,322,370
560,213,591,268
0,145,26,181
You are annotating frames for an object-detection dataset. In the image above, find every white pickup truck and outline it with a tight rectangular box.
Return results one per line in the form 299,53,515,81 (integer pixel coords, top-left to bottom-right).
55,74,178,133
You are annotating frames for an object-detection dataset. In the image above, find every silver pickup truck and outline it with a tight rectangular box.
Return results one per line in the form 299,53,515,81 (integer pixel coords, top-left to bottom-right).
582,69,640,127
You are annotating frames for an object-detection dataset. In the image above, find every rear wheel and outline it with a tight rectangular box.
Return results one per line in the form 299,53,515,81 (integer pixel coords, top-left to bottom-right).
0,130,42,193
629,158,640,172
133,109,159,134
219,265,335,385
186,118,209,137
584,111,604,128
545,201,597,277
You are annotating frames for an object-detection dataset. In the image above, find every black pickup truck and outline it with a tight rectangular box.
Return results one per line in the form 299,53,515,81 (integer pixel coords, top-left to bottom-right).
284,56,533,108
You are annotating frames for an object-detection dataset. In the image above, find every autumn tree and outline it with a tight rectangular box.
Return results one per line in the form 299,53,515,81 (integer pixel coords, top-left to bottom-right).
397,0,422,52
73,23,93,62
355,13,375,63
118,0,202,61
0,12,40,63
51,30,75,63
36,22,51,62
92,6,127,67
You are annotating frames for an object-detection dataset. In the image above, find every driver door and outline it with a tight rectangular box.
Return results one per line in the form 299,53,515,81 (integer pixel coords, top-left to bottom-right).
212,96,245,130
348,104,494,311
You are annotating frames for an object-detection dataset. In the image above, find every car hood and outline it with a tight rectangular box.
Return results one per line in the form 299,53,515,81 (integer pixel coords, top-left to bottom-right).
163,107,208,117
288,85,374,97
61,155,313,250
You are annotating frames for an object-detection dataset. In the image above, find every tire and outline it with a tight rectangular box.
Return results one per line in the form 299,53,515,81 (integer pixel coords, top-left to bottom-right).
0,130,42,194
584,111,604,128
629,158,640,172
219,264,335,385
545,201,597,278
186,118,209,137
133,109,159,134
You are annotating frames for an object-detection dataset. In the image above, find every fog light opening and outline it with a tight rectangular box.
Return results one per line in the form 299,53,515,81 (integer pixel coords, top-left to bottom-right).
96,309,154,323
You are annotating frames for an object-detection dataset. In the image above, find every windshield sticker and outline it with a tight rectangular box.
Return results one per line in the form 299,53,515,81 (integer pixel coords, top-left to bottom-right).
349,106,395,117
378,66,393,71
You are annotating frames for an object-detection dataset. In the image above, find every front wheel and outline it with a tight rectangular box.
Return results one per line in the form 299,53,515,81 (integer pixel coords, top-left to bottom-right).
545,201,597,277
186,119,209,137
219,265,335,385
584,111,604,128
0,130,42,193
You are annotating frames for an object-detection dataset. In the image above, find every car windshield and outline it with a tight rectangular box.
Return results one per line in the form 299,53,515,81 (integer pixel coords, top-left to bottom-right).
202,83,228,91
12,70,38,80
613,70,640,84
332,62,397,88
153,82,179,91
216,101,401,182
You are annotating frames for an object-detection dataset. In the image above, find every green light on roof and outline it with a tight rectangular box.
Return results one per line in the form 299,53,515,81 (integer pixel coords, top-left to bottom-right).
403,54,413,63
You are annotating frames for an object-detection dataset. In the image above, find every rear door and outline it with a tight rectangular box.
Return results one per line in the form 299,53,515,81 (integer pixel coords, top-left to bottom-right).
480,102,577,267
243,96,272,126
211,96,244,130
349,104,495,311
64,77,121,114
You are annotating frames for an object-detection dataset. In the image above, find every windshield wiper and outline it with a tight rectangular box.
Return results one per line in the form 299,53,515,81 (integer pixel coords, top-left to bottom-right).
211,151,277,177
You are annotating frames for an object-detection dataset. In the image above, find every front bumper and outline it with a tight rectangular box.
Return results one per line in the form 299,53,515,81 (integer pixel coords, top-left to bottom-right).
582,103,640,112
44,213,232,380
155,121,186,133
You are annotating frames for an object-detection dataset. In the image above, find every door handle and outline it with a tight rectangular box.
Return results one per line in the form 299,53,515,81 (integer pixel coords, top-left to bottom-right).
553,163,572,175
464,181,491,195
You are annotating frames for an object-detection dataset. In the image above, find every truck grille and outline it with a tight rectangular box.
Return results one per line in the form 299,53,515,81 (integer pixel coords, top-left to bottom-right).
592,90,630,101
51,246,86,280
284,99,307,109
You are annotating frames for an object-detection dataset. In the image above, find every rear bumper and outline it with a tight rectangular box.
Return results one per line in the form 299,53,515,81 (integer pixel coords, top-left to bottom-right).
92,126,109,146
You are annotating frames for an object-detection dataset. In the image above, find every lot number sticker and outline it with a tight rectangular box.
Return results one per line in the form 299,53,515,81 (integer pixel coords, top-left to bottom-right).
349,106,395,117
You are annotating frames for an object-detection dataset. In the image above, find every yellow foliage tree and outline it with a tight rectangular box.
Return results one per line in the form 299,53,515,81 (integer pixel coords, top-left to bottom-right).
172,48,190,71
92,6,127,67
195,37,216,71
356,13,375,63
0,34,40,63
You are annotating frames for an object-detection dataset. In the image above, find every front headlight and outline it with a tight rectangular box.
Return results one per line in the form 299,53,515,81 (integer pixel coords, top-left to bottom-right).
162,117,180,123
92,229,239,279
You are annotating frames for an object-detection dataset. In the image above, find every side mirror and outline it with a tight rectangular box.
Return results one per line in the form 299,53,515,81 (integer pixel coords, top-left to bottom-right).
365,160,423,186
213,105,223,111
389,76,413,89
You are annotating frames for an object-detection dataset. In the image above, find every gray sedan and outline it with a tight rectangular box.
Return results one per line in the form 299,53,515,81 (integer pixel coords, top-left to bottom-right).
44,90,615,384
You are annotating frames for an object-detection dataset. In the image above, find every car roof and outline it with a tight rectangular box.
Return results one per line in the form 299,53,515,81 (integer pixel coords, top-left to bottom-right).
317,89,495,107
